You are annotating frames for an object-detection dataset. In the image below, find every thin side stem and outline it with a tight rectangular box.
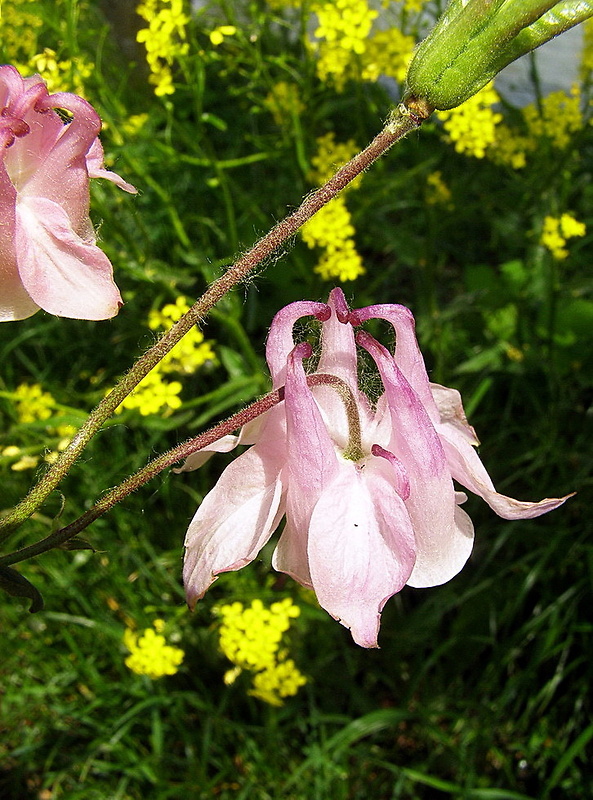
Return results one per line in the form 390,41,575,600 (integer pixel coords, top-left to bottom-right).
0,103,425,541
0,373,344,566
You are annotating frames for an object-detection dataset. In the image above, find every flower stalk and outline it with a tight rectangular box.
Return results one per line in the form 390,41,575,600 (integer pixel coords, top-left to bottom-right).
0,373,350,566
0,103,424,544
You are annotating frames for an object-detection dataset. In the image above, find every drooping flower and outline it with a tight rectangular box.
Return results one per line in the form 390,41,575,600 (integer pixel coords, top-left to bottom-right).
0,64,136,322
180,289,570,648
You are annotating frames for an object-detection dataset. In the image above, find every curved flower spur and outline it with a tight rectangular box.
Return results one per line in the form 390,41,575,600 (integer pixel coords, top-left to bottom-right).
180,289,570,648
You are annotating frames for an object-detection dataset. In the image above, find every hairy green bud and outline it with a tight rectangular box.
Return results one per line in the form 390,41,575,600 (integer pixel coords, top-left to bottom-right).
405,0,593,112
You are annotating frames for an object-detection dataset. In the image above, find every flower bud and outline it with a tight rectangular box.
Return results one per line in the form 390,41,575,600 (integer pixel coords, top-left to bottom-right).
405,0,593,112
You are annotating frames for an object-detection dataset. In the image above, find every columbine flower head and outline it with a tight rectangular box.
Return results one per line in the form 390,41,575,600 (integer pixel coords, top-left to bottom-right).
0,64,135,322
180,289,569,648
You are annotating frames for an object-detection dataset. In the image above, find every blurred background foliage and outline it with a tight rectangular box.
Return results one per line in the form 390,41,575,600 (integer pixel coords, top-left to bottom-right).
1,0,592,797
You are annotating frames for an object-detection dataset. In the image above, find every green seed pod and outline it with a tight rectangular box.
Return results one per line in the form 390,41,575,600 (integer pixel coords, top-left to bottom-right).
405,0,593,112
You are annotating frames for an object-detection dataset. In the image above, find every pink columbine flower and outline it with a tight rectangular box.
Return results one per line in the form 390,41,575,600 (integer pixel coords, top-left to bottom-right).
0,64,136,322
180,288,570,647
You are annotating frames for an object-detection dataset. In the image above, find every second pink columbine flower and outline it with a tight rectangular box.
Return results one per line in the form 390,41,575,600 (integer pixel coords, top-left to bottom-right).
181,289,569,647
0,64,135,322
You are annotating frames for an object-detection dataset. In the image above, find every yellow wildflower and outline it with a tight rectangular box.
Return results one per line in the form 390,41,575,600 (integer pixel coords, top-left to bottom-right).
311,0,378,88
121,114,150,137
11,454,40,472
487,124,532,169
540,214,586,260
13,384,55,424
301,196,356,251
147,296,216,374
307,132,361,188
0,0,43,61
136,0,190,96
361,28,415,85
437,82,502,158
117,369,183,416
301,134,366,281
523,87,582,150
217,598,307,706
425,171,453,208
22,48,93,95
116,297,214,416
264,81,305,127
124,619,185,679
250,658,308,706
209,25,237,46
397,0,426,10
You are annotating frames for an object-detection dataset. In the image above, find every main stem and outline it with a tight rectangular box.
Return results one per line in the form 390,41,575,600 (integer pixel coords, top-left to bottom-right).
0,103,425,542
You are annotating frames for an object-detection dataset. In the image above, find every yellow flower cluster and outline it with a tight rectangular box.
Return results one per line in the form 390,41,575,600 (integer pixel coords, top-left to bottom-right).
3,385,76,471
15,48,93,95
310,0,416,90
540,213,586,260
217,598,307,706
136,0,190,96
398,0,426,10
301,133,365,281
264,81,305,128
124,619,185,679
13,383,55,424
437,82,502,159
425,171,453,208
0,0,43,61
360,28,415,85
311,0,378,88
117,297,215,416
522,87,582,150
487,124,531,170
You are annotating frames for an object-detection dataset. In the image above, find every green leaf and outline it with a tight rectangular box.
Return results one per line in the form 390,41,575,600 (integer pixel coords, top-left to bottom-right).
0,565,44,613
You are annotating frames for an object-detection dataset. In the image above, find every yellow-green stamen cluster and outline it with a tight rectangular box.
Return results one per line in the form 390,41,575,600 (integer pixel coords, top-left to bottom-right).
123,618,185,679
540,214,586,260
301,133,365,282
136,0,190,96
217,598,307,706
117,297,215,416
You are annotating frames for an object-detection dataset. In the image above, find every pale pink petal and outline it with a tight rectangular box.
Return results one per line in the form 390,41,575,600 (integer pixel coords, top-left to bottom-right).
317,288,359,388
272,518,313,589
431,382,479,445
86,139,137,194
266,300,329,387
283,342,341,533
358,331,474,588
16,196,122,320
437,423,572,519
273,343,341,586
22,92,101,232
183,421,287,608
307,459,416,648
313,287,375,444
351,302,440,424
173,434,241,472
0,131,39,321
